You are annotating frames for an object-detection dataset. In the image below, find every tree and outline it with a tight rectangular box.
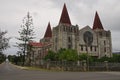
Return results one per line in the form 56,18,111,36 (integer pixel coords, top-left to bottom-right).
44,49,78,61
110,54,120,62
0,29,10,63
8,55,18,64
44,50,56,61
0,53,6,63
16,12,35,66
0,29,10,52
78,53,93,63
57,49,78,61
79,53,88,61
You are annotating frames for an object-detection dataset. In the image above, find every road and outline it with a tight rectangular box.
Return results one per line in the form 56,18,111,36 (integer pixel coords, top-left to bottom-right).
0,62,120,80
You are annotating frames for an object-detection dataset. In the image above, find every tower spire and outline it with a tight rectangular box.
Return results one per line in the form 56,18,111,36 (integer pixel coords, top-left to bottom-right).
59,3,71,25
93,11,104,30
44,22,52,38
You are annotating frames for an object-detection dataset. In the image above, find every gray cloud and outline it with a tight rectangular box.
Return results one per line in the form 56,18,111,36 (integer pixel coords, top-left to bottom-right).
0,0,120,55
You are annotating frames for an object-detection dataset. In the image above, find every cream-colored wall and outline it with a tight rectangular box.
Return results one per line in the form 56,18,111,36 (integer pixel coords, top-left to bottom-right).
78,26,98,56
95,30,112,58
52,24,79,52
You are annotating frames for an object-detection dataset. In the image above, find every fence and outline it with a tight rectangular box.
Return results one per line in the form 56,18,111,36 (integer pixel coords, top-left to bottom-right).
17,60,120,71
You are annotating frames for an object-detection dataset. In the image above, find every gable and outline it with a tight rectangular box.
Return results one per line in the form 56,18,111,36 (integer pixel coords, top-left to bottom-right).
79,26,97,46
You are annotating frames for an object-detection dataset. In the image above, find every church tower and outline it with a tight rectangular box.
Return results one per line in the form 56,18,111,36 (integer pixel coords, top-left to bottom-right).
39,22,52,59
40,22,52,44
52,3,79,52
59,3,71,25
93,12,104,30
44,22,52,38
93,11,112,58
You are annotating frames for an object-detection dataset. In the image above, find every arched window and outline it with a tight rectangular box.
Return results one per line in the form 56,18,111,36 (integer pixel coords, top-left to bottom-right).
81,45,83,51
90,46,92,51
68,37,71,43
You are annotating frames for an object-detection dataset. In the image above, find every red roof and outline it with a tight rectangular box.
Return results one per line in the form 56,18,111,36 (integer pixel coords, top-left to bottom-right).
44,22,52,38
29,42,52,48
29,42,43,47
93,11,104,30
59,3,71,25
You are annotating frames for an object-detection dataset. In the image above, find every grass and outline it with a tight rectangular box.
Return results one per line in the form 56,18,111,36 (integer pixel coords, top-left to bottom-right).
15,65,63,72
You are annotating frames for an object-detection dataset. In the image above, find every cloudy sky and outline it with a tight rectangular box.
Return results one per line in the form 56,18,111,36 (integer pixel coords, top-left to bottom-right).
0,0,120,55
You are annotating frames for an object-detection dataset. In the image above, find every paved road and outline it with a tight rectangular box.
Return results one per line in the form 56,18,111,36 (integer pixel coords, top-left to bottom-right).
0,62,120,80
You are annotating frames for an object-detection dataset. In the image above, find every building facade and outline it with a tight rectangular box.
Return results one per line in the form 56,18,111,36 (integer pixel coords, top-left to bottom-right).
52,4,112,58
28,3,112,64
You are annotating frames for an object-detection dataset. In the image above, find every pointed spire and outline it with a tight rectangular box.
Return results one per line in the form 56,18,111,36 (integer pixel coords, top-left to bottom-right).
59,3,71,25
27,12,31,19
93,11,104,30
44,22,52,38
27,12,30,18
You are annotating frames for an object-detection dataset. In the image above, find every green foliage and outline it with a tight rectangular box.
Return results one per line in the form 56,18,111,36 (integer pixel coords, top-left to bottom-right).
44,49,78,61
44,50,120,63
16,12,35,65
97,56,110,62
90,54,120,62
109,54,120,62
78,53,94,63
79,53,88,61
8,55,16,63
8,54,23,65
44,50,56,61
0,53,6,63
57,48,66,61
0,29,10,63
16,12,35,53
58,49,78,61
0,29,10,52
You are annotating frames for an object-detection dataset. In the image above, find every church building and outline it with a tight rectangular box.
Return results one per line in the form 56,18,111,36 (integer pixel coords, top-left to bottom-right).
28,3,112,64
